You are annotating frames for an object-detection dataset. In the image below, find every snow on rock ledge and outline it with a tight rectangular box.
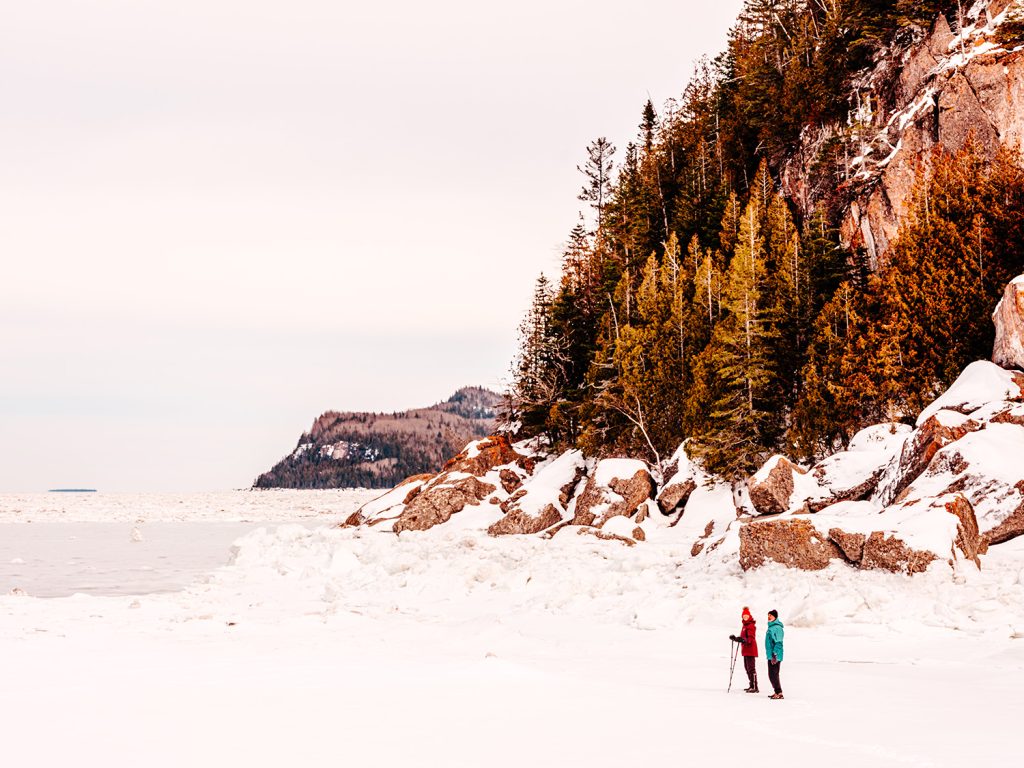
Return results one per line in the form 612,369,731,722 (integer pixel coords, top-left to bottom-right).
747,456,816,516
875,410,985,507
993,275,1024,370
739,494,983,574
570,458,655,528
916,361,1024,426
656,442,704,514
887,421,1024,546
488,450,586,536
809,424,911,509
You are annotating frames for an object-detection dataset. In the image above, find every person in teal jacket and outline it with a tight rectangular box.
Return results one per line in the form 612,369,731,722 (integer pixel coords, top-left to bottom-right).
765,610,784,699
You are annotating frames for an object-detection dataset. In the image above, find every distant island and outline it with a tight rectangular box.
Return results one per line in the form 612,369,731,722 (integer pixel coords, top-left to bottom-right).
254,386,501,490
48,489,97,493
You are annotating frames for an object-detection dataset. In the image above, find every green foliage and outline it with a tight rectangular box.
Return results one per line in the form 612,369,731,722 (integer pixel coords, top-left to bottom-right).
505,1,1024,479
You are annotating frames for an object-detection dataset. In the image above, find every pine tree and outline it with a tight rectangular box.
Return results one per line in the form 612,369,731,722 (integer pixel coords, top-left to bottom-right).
507,275,561,436
691,194,777,479
578,138,617,235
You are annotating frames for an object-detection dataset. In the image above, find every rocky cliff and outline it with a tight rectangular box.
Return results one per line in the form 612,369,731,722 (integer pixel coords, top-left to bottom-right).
254,387,501,490
781,0,1024,266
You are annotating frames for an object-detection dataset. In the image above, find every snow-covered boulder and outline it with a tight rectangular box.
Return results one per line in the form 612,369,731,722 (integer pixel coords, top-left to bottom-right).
747,456,813,516
993,275,1024,370
377,436,535,533
439,435,530,478
346,474,433,527
488,450,585,536
875,410,984,507
570,458,655,527
915,360,1023,426
656,443,703,514
393,475,498,533
808,424,912,510
885,420,1024,546
739,494,983,574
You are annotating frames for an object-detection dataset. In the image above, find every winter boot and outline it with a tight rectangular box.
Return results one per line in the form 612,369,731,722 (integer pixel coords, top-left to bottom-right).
769,693,784,700
745,672,758,693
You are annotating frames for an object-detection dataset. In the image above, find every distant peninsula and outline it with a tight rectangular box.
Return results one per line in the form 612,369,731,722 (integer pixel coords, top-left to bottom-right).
254,386,501,490
48,488,97,493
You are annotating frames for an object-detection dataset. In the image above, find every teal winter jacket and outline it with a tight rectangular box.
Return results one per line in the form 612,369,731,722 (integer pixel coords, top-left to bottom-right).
765,619,785,662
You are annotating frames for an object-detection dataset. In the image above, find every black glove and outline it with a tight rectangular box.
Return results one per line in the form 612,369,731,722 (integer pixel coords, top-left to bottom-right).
729,634,739,642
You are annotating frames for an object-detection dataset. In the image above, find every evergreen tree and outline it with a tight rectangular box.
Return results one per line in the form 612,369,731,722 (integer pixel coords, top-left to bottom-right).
578,138,617,234
691,195,777,479
507,275,561,436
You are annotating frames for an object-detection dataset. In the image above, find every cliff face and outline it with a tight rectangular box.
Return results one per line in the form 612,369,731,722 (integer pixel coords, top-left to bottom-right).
782,0,1024,267
254,387,501,490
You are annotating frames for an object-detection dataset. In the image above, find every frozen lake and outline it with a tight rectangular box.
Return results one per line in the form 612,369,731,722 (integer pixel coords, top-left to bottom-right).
0,521,300,597
2,491,1023,766
0,489,377,596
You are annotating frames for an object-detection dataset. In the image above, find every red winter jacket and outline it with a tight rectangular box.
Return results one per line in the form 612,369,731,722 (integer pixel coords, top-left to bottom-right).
740,619,758,657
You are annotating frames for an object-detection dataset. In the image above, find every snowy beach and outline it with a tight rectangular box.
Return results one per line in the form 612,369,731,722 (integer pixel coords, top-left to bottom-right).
2,491,1022,767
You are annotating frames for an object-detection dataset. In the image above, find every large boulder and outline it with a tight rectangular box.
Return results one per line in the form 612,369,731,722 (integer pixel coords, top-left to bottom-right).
571,459,655,527
392,476,496,533
739,494,983,574
993,275,1024,370
348,473,433,527
739,518,841,571
874,410,983,507
747,456,813,515
488,450,586,536
656,442,704,514
809,424,912,510
885,420,1024,545
858,531,937,574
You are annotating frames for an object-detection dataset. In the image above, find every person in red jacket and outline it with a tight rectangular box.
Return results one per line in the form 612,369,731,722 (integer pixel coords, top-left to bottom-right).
729,606,759,693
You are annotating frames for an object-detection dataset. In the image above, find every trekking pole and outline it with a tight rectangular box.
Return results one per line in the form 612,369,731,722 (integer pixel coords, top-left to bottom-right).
727,639,740,693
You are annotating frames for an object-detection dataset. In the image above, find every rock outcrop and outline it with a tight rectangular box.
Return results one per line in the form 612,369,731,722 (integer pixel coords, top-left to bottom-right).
393,476,496,533
488,450,585,536
747,456,808,516
875,411,983,506
809,424,912,510
993,276,1024,370
350,436,537,533
656,443,703,514
739,519,841,571
739,494,982,574
570,459,655,527
777,5,1024,267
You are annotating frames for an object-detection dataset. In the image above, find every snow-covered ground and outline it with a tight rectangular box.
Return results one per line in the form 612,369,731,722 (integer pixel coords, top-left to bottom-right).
2,491,1023,766
0,488,378,523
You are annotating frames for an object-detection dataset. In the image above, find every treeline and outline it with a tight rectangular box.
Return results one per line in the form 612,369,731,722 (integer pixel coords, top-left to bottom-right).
506,0,1024,479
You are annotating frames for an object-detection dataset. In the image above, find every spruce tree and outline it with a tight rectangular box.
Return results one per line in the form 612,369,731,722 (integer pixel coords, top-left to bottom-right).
692,195,777,479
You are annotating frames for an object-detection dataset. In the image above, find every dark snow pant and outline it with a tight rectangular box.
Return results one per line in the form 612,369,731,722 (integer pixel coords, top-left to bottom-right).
768,661,782,694
744,656,757,689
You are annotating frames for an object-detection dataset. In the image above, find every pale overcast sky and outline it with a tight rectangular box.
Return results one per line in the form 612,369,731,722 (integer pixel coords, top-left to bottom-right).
0,0,744,491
